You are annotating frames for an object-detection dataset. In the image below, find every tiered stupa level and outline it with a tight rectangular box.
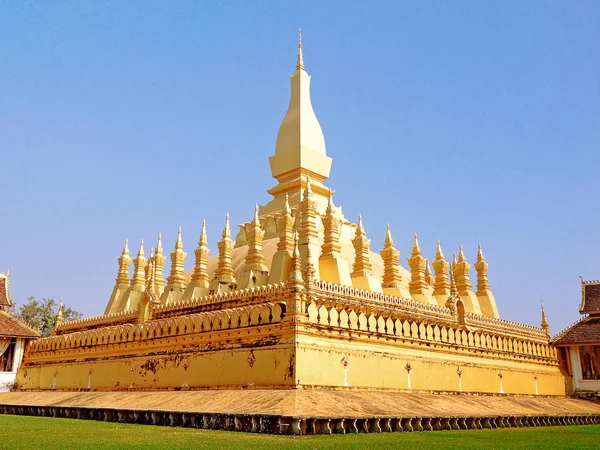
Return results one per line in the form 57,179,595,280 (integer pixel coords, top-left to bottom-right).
104,33,499,319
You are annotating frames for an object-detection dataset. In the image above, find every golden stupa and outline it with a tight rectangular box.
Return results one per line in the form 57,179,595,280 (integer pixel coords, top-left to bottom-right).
12,35,585,432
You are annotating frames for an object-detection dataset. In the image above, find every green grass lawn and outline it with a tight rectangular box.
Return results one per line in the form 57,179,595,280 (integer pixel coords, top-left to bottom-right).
1,415,599,449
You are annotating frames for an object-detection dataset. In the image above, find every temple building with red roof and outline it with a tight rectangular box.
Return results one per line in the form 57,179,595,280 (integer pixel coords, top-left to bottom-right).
0,271,40,391
553,279,600,397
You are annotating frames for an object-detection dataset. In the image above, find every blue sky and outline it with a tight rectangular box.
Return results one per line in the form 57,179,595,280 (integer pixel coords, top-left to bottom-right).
1,1,598,334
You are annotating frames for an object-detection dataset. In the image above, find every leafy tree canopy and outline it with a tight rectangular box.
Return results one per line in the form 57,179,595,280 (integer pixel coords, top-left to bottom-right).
10,297,82,337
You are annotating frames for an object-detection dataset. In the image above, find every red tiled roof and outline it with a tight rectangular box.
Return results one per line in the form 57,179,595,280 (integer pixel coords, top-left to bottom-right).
553,316,600,346
0,310,40,338
0,275,11,308
581,282,600,315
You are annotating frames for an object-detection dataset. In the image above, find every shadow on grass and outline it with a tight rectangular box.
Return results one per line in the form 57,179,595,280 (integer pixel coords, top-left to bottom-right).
0,415,599,450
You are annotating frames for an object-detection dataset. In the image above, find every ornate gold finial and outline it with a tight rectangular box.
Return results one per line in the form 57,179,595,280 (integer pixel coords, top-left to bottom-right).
166,227,187,288
277,194,295,254
454,246,473,295
210,213,237,292
298,179,320,280
139,254,159,322
458,245,466,262
424,258,434,287
154,234,166,293
320,189,343,261
380,224,402,290
305,175,312,197
541,302,550,336
477,243,484,262
474,243,490,293
436,239,444,259
296,28,304,71
115,238,132,287
357,214,365,234
408,233,427,296
130,240,147,287
175,227,183,250
241,204,268,286
284,192,291,215
302,223,317,285
145,257,155,292
352,215,373,278
289,231,304,287
449,266,458,297
252,204,260,225
201,219,207,242
157,233,163,254
432,240,450,298
384,224,394,247
453,252,457,265
412,233,421,256
446,267,458,312
223,213,231,239
191,219,210,284
55,297,64,327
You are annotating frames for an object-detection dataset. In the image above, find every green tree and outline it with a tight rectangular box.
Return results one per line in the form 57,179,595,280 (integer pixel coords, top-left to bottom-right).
12,297,82,337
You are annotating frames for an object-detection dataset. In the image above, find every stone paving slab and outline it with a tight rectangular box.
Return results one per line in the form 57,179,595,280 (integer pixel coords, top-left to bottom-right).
1,390,600,418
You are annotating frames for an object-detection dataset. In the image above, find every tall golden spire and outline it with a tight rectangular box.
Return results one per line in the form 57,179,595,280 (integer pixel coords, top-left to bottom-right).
449,266,458,298
452,246,484,315
289,232,304,288
166,227,187,288
55,297,64,327
145,247,155,283
298,179,321,278
319,189,351,286
541,302,550,336
296,29,304,71
380,224,403,290
104,239,134,315
321,189,342,258
269,31,332,203
139,254,158,323
277,193,295,254
130,240,147,288
210,214,237,293
182,220,211,301
245,205,267,268
453,246,473,294
191,219,210,284
240,205,270,289
458,245,466,262
268,193,296,284
352,215,372,277
412,232,421,256
473,243,490,292
350,215,382,292
407,233,427,296
153,234,166,294
446,266,459,312
285,231,308,324
424,258,434,287
432,240,450,300
115,239,132,287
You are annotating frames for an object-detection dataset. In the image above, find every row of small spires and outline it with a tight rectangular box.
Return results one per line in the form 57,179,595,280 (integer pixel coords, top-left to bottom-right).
113,225,487,284
107,180,549,334
110,188,491,300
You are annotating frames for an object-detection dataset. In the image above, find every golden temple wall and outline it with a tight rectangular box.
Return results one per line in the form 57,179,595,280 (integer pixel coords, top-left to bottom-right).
17,282,564,396
291,281,564,395
18,291,296,391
